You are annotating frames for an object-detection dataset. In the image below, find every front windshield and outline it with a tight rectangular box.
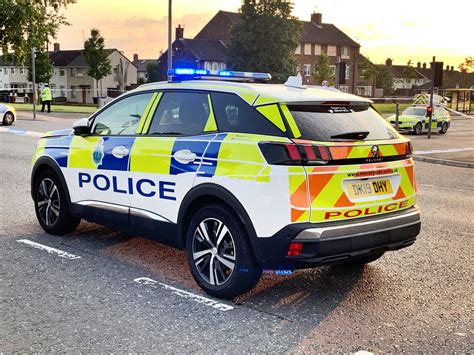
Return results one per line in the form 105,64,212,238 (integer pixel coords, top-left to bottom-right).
403,107,426,116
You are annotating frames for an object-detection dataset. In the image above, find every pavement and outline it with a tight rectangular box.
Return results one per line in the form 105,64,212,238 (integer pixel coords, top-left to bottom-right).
0,113,473,352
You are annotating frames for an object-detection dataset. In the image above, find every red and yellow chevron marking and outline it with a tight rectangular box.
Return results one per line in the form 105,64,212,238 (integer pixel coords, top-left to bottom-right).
289,166,310,222
306,159,416,223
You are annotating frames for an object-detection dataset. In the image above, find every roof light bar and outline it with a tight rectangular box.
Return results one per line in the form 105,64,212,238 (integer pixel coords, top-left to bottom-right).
167,68,272,82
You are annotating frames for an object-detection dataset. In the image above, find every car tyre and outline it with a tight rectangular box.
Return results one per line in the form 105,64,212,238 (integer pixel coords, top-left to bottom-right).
413,123,422,135
439,122,448,134
185,203,262,299
33,169,81,235
3,112,14,126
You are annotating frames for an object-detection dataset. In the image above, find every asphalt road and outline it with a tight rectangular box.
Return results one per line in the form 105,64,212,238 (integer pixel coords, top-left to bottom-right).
1,126,472,352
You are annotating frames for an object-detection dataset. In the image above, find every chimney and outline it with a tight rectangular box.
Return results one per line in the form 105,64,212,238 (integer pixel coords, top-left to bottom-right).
450,66,454,71
422,62,426,69
430,62,433,69
417,62,421,68
446,64,449,70
53,43,60,52
311,13,322,26
133,53,139,61
176,24,184,40
385,58,393,66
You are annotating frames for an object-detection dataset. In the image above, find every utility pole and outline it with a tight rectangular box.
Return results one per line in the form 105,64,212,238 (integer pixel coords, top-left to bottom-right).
167,0,172,78
428,56,435,139
32,47,36,119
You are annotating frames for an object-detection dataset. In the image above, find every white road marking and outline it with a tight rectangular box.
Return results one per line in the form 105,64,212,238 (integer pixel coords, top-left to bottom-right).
133,277,234,312
0,127,44,138
414,147,474,155
17,239,82,260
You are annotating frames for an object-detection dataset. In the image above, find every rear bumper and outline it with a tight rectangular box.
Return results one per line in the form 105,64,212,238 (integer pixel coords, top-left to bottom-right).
257,206,421,269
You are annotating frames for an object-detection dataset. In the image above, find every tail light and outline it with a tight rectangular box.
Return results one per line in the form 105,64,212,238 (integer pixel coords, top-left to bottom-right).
406,142,413,158
259,142,332,165
287,242,303,257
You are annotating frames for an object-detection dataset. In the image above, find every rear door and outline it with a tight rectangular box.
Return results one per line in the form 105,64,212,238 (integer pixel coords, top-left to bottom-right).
282,103,417,223
128,90,218,234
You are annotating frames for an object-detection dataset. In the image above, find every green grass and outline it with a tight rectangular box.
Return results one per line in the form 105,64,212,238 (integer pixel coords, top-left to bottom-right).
10,103,98,114
372,103,411,115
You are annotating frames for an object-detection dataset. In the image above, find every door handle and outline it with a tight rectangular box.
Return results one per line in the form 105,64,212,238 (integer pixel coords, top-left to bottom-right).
174,149,197,164
112,146,130,158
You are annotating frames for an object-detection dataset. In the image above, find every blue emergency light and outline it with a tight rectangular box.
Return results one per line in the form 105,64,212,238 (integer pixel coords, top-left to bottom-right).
167,68,272,82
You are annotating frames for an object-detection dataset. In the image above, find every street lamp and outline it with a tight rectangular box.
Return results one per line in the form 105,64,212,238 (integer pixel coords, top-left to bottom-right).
31,47,36,119
168,0,172,78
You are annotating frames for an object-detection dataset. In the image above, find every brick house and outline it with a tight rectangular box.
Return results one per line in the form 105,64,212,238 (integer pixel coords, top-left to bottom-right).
194,10,360,93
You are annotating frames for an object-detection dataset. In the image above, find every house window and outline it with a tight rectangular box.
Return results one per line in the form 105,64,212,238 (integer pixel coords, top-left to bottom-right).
304,43,312,55
20,67,26,74
345,65,350,80
71,86,77,99
339,86,349,93
341,46,350,59
356,86,372,97
4,68,8,74
60,68,65,77
330,65,336,75
60,85,65,97
327,45,337,57
314,45,321,55
303,64,312,77
11,68,15,74
71,68,84,77
295,45,301,55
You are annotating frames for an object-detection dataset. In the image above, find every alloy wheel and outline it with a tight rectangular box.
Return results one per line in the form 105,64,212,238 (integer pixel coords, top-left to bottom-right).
36,178,61,227
3,113,14,125
192,218,236,286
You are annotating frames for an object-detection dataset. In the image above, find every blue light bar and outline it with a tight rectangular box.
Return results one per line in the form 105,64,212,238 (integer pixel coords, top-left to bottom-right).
168,68,272,82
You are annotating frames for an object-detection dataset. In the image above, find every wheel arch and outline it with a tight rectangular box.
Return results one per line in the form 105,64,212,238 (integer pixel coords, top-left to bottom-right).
3,111,15,124
177,183,263,264
31,156,72,207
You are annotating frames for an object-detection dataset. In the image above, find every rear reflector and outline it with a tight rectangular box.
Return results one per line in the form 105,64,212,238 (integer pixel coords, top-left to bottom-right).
287,242,303,257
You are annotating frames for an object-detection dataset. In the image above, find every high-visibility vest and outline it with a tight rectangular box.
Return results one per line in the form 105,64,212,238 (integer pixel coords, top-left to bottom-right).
41,87,52,101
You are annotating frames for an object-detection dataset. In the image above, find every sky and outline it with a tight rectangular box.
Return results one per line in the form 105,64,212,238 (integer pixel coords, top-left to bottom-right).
54,0,473,67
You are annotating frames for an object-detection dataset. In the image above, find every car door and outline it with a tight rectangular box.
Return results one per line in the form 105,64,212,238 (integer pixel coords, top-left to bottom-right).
128,90,218,241
65,92,156,228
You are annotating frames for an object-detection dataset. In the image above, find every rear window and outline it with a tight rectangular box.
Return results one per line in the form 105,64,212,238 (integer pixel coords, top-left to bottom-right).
288,104,398,141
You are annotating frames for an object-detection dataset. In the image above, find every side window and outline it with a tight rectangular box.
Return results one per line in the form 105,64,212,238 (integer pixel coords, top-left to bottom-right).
92,93,153,135
148,91,210,135
210,92,283,136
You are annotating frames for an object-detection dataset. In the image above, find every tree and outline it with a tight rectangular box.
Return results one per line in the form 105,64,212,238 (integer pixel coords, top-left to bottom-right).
27,50,53,83
83,28,112,98
313,54,335,86
227,0,303,83
402,59,417,93
358,57,377,81
0,0,75,64
376,66,394,97
458,57,473,88
146,62,160,83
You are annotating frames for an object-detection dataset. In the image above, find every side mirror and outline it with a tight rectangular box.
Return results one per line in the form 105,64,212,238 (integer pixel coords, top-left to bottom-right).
73,117,91,135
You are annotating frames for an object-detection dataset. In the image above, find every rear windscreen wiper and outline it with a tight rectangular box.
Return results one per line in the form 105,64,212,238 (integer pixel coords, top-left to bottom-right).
330,131,370,140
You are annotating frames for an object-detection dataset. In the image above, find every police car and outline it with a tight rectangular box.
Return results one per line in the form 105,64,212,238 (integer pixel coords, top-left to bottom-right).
1,103,16,125
387,94,451,135
31,69,421,299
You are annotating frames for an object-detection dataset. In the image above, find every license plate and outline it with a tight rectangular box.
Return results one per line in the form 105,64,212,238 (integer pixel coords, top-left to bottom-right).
346,179,393,199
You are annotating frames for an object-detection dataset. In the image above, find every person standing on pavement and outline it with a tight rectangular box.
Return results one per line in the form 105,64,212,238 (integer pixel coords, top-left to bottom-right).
41,84,52,113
